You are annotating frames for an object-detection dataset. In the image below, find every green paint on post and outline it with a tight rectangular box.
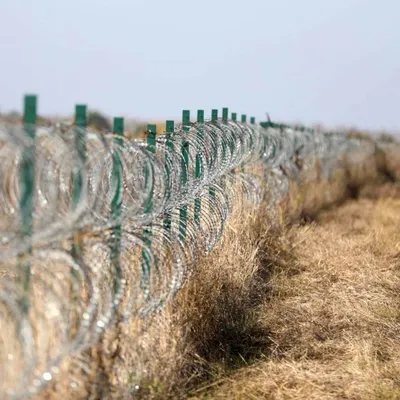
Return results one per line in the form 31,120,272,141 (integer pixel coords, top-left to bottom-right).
72,105,87,207
111,117,124,221
20,95,36,237
194,110,204,225
197,110,204,124
142,124,156,282
110,117,124,296
221,107,228,169
145,124,157,214
144,124,156,214
231,113,238,160
19,95,37,313
179,111,190,242
23,95,36,134
146,125,157,150
249,117,255,149
163,120,174,234
209,109,219,200
113,118,124,145
222,107,228,122
241,115,248,154
210,109,218,163
165,121,174,150
71,105,87,260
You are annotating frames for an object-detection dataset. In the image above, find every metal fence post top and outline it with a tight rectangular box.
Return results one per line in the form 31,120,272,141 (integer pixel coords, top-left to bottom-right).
222,107,228,122
197,110,204,123
75,104,87,127
146,124,157,133
146,124,157,154
23,94,37,125
182,110,190,126
166,120,175,132
113,117,124,135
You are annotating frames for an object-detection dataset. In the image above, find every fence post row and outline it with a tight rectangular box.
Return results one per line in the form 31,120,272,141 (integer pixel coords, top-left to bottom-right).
14,95,259,297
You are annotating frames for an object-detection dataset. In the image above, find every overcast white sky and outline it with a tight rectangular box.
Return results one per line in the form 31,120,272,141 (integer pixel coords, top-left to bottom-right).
1,0,399,131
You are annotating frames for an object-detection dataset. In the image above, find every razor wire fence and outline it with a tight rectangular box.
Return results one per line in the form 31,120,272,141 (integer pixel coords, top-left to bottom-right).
0,94,384,399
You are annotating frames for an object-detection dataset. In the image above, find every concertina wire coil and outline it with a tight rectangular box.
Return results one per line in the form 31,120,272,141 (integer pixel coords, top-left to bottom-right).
0,117,383,398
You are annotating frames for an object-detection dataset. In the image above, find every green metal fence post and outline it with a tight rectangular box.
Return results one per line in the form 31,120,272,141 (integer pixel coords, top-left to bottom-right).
231,112,238,167
71,105,87,260
222,107,231,170
194,110,204,225
211,109,218,165
19,94,37,312
209,109,218,200
142,124,156,281
110,117,124,295
249,116,255,149
144,124,156,212
20,95,36,239
221,107,228,168
222,107,228,122
238,114,248,172
163,120,174,235
179,111,190,242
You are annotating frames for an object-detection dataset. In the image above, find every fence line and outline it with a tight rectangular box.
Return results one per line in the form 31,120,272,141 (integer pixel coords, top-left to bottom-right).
0,94,383,399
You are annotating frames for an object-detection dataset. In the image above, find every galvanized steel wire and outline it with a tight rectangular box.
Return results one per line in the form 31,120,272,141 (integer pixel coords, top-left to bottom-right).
0,117,379,399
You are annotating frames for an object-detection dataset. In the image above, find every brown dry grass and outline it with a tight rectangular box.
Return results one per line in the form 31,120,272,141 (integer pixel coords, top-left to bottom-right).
43,175,388,399
190,197,400,400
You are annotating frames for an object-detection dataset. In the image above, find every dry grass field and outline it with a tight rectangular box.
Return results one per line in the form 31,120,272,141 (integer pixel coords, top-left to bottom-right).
190,196,400,400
